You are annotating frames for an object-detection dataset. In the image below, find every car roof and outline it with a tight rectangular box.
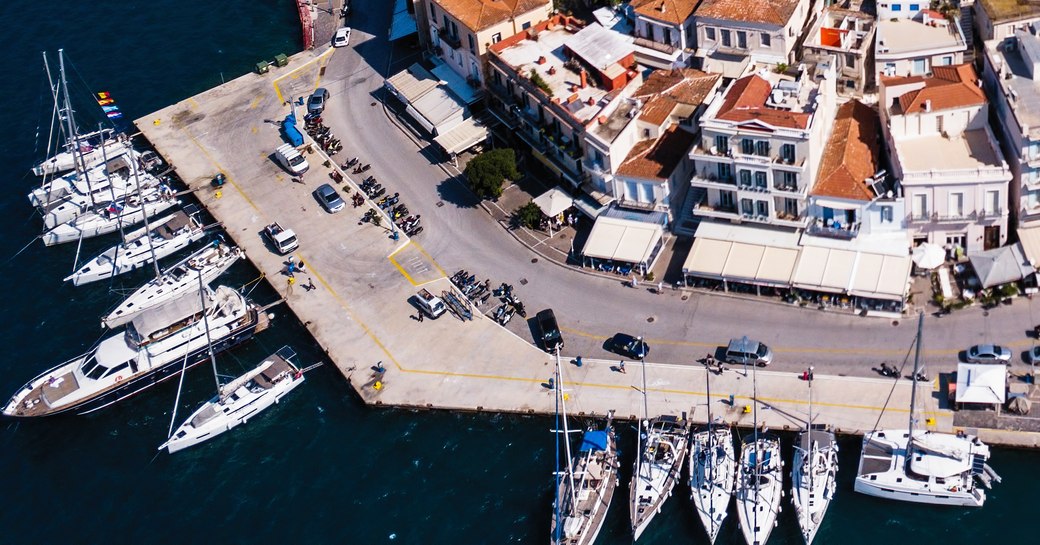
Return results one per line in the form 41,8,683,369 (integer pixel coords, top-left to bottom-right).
317,183,336,194
536,309,557,323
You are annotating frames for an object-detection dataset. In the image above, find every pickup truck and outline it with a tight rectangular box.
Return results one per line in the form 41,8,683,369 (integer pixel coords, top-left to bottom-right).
415,288,446,318
264,222,299,255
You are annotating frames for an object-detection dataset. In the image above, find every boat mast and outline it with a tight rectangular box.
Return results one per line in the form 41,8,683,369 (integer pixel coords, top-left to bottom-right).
637,337,648,481
905,312,924,472
553,349,563,544
128,146,161,278
705,360,717,537
805,367,813,540
752,359,760,540
57,50,95,206
198,273,221,391
41,52,61,170
556,349,578,516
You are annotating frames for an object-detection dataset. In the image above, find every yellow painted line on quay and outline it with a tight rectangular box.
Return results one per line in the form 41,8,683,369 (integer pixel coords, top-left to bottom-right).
272,49,334,104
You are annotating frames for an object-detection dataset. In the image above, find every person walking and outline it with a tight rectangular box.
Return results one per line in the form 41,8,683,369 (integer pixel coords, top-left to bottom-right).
575,356,582,368
287,276,296,295
618,361,626,374
417,311,424,323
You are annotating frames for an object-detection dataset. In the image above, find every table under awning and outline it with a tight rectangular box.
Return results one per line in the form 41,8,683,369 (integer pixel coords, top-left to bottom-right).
582,216,664,269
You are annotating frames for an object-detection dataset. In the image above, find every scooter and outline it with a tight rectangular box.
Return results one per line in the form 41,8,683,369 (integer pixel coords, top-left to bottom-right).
329,171,343,183
353,164,371,174
406,225,423,237
344,157,360,168
499,306,516,325
370,186,386,199
879,363,898,377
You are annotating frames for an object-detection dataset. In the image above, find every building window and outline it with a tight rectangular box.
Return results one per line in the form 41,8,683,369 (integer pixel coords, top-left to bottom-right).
783,198,798,217
739,170,752,186
714,135,729,154
985,190,1000,214
913,194,928,219
892,3,902,11
949,193,963,217
522,21,531,30
845,54,856,69
492,32,502,44
1027,188,1040,209
430,5,436,20
741,138,754,154
706,27,716,40
741,198,754,215
909,3,920,10
780,143,796,164
881,205,894,222
721,29,731,47
761,33,771,47
737,31,747,49
717,163,733,181
780,171,798,190
912,58,927,75
755,172,767,188
756,200,769,217
755,141,770,156
720,191,735,208
644,128,651,138
468,34,475,53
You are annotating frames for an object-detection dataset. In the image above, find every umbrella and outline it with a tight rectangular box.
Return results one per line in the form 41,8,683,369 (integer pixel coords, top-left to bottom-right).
1008,395,1031,415
912,243,945,270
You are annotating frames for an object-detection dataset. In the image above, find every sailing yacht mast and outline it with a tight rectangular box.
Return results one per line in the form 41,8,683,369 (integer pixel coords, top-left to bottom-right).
128,143,161,277
57,50,97,207
752,359,761,538
555,349,577,515
636,339,648,483
805,368,813,537
705,362,716,533
198,272,221,391
905,313,924,473
41,52,61,169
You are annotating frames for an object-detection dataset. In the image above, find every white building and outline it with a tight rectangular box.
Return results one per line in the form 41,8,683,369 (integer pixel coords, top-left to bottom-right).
627,0,699,68
882,64,1012,253
689,61,838,230
693,0,815,78
875,4,967,79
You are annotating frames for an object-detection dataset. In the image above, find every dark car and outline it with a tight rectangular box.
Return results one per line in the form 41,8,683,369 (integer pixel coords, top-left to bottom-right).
536,309,563,352
314,183,345,213
307,87,330,114
609,333,649,359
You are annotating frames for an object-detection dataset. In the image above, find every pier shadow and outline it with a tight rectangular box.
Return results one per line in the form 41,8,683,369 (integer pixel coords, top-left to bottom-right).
755,398,810,430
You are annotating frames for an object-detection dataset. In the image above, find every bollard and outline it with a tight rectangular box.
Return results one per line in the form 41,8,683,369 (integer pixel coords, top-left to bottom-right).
742,405,751,414
729,394,735,405
373,381,383,391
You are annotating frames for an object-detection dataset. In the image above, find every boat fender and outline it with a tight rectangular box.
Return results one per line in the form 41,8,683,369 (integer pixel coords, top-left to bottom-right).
950,486,958,492
116,375,123,382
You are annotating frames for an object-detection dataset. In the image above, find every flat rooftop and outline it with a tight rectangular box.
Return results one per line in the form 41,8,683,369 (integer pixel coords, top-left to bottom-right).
877,19,965,56
988,32,1040,139
805,8,875,53
589,98,638,143
980,0,1040,23
895,128,1003,172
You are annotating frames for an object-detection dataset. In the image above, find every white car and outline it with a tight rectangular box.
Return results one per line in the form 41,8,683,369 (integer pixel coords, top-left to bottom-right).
333,27,351,48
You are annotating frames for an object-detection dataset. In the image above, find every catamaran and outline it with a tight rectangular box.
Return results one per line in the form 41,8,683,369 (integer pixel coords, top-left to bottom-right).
791,370,838,545
690,367,736,544
42,184,177,246
550,352,619,545
735,363,783,545
3,286,268,417
64,207,209,286
855,313,1001,506
103,241,243,329
160,346,305,453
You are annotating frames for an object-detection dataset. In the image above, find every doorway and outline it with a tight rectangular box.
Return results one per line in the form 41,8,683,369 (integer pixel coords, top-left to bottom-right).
984,226,1001,250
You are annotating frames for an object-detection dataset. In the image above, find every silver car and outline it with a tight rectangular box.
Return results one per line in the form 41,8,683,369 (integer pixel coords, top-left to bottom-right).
965,344,1012,364
315,183,345,213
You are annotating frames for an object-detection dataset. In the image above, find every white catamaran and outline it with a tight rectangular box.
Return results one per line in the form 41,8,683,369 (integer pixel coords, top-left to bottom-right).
690,368,736,544
736,364,783,545
161,345,305,454
42,184,177,246
103,241,243,329
855,313,1001,507
550,352,619,545
791,371,838,545
64,207,209,286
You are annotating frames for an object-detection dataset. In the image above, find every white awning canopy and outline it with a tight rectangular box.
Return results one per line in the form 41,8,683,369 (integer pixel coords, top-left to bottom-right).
430,61,483,105
955,363,1006,404
811,197,865,211
385,63,470,136
1019,225,1040,268
849,253,912,299
682,237,799,286
433,117,488,155
533,187,574,218
968,243,1033,288
582,216,663,266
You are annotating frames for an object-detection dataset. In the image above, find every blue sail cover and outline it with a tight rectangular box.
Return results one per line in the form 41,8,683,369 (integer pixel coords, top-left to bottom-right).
282,114,304,146
579,431,608,452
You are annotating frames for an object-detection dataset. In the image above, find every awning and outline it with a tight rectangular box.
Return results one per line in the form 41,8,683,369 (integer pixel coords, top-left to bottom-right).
955,363,1006,404
1016,225,1040,268
757,246,800,285
683,238,732,278
968,243,1033,288
582,216,664,266
811,197,865,211
533,187,574,217
682,237,798,286
793,246,839,293
389,0,418,41
430,61,483,105
385,63,469,135
723,242,766,280
849,253,912,299
433,117,488,155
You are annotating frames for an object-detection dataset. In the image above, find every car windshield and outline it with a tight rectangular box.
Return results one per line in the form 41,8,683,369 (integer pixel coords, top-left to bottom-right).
309,96,322,105
757,345,769,357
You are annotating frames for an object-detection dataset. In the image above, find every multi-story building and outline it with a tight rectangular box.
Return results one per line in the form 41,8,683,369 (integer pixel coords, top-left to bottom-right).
627,0,699,68
486,16,641,186
420,0,552,87
801,6,876,96
689,61,838,230
875,4,967,79
882,64,1012,253
693,0,815,78
975,0,1040,42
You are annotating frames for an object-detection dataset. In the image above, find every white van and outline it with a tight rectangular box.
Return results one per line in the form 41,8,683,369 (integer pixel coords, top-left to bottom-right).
275,143,309,175
415,288,446,318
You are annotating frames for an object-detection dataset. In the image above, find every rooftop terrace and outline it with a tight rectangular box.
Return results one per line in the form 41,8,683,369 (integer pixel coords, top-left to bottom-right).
895,128,1006,176
980,0,1040,23
877,18,965,56
988,30,1040,139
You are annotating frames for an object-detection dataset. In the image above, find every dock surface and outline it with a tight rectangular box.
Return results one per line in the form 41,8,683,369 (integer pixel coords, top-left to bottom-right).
136,49,1039,449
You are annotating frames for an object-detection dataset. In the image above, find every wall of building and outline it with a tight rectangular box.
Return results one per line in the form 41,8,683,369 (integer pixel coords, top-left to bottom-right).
876,50,965,78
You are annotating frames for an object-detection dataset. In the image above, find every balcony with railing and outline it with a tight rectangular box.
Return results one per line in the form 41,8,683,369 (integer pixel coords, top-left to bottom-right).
773,210,808,228
690,171,736,189
732,152,771,166
690,144,733,160
692,194,738,220
772,181,802,195
438,30,462,50
807,217,859,239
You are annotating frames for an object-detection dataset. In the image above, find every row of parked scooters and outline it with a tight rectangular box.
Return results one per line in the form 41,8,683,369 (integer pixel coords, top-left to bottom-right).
304,113,343,155
340,157,422,237
450,270,526,325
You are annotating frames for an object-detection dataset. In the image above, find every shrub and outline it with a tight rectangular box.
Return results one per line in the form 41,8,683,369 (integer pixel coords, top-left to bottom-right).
529,70,553,96
464,148,520,199
515,200,542,230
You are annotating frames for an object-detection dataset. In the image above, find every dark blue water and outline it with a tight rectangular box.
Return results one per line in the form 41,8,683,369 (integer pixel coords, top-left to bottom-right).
0,2,1033,543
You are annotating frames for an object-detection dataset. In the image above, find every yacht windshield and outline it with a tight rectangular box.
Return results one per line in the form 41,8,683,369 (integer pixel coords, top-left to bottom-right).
86,361,109,381
80,355,100,377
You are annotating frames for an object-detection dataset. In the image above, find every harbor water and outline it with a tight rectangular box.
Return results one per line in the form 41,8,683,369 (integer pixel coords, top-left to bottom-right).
0,1,1033,543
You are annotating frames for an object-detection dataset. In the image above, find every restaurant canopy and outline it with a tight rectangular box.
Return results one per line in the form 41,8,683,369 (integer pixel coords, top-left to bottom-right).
955,363,1006,405
582,216,663,267
533,187,574,218
968,243,1032,288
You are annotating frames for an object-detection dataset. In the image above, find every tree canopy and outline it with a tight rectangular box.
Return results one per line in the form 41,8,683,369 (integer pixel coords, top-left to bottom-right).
464,148,520,200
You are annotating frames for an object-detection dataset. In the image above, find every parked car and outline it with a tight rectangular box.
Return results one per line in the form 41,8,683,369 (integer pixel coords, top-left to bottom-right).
332,27,351,47
609,333,649,359
307,87,330,114
1026,346,1040,365
536,309,563,352
315,183,345,213
724,337,773,366
965,344,1012,364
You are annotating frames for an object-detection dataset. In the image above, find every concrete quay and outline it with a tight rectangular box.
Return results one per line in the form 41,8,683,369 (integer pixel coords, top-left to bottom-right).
134,47,1040,449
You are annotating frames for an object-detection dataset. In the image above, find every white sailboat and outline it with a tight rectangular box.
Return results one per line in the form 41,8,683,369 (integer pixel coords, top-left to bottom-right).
629,349,689,541
550,351,619,545
735,364,783,545
103,241,243,329
42,184,177,246
855,313,1000,507
690,367,736,544
791,372,838,545
160,345,305,453
33,127,132,177
64,207,209,286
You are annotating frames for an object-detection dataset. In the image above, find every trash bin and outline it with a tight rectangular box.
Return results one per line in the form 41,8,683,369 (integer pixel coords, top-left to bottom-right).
274,54,289,67
256,61,270,74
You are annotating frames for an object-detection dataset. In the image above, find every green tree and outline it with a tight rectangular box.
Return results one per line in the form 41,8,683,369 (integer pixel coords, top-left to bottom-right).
514,200,543,229
464,148,520,199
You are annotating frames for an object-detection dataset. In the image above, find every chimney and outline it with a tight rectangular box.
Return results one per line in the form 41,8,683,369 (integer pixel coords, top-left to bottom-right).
924,99,932,112
580,69,588,89
548,66,557,75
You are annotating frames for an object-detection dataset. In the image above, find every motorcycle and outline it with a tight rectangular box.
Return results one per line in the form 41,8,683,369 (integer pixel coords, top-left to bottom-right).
329,171,343,183
344,157,360,168
353,164,371,174
878,363,898,377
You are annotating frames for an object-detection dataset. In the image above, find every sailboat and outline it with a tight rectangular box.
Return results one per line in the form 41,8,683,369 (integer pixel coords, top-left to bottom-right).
2,285,269,417
735,364,783,545
102,241,244,329
42,184,177,246
791,371,838,544
855,312,1000,506
34,152,161,227
629,349,689,540
550,351,619,545
33,127,131,177
160,346,306,453
690,366,736,544
64,207,210,286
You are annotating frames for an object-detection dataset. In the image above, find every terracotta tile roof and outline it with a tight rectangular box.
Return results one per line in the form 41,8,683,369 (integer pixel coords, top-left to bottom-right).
616,126,697,180
631,0,700,25
811,100,881,202
714,75,811,129
696,0,801,26
632,69,721,126
434,0,551,33
886,63,985,114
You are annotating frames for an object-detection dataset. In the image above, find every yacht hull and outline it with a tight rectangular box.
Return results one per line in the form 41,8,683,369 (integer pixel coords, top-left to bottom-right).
853,478,983,507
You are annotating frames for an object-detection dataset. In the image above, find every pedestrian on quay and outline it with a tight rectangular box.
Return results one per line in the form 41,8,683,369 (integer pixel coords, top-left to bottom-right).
287,276,296,295
575,356,582,368
657,281,664,294
304,278,316,292
618,361,626,374
631,275,638,289
417,311,424,323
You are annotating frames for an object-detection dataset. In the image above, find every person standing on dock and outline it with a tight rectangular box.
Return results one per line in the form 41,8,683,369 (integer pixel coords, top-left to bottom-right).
618,361,626,374
287,276,296,295
417,311,424,323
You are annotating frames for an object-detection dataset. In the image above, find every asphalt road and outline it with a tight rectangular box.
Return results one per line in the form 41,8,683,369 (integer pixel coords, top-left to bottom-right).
316,6,1040,378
